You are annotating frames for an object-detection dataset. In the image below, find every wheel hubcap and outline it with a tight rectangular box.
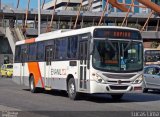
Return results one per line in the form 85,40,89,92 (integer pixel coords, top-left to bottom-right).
30,80,34,90
69,83,75,95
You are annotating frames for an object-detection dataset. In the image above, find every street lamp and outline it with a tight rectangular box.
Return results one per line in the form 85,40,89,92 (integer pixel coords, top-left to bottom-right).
0,0,1,10
38,0,41,36
4,20,6,34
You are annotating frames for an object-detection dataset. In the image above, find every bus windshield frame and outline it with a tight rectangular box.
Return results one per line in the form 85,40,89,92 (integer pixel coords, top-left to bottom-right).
92,28,143,73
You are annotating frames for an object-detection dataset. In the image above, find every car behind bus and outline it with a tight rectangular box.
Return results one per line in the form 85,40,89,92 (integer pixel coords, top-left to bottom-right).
143,65,160,93
1,64,13,78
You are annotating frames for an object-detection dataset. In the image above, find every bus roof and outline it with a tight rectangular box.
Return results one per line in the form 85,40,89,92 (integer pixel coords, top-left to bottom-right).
16,26,140,45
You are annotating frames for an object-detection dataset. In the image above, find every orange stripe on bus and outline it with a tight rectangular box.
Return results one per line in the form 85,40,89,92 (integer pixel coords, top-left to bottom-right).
28,62,44,88
25,38,35,44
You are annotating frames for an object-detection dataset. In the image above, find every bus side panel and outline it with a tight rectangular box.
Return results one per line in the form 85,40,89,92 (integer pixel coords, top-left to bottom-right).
66,61,79,91
13,63,30,87
27,62,44,88
50,61,69,90
13,63,21,85
38,62,45,88
50,61,78,91
23,63,30,87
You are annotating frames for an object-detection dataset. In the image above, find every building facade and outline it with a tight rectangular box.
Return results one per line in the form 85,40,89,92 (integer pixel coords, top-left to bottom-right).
82,0,160,13
43,0,160,13
82,0,140,12
43,0,81,10
82,0,102,11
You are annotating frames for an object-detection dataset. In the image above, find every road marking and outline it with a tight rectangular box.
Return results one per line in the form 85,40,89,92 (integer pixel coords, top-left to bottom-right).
0,105,21,111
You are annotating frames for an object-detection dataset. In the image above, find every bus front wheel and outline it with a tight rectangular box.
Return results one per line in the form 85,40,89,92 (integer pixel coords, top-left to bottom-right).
68,78,78,100
29,75,37,93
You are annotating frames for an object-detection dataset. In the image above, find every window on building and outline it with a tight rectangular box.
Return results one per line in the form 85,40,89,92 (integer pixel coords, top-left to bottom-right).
0,38,12,54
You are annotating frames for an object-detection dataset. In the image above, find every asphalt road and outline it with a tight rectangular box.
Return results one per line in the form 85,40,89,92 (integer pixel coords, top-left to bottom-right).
0,77,160,117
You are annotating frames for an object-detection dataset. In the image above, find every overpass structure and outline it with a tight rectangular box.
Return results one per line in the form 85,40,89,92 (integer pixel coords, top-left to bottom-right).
0,0,160,64
0,9,159,42
136,0,160,14
109,0,160,14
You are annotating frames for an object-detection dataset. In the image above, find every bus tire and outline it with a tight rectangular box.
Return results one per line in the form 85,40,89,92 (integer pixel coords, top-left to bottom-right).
111,94,123,100
143,88,148,93
68,78,78,100
29,75,37,93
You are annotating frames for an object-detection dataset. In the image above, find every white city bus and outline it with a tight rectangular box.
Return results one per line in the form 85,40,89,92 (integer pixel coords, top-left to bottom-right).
13,26,144,100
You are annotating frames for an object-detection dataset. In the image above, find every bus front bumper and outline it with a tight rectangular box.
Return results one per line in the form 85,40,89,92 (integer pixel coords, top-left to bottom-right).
90,81,143,94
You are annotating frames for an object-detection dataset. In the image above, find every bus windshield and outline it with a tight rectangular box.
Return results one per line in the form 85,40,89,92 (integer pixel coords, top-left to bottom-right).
144,50,160,62
92,40,143,72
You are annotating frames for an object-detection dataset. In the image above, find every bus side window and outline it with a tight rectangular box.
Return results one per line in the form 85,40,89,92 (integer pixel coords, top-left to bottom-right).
15,45,21,63
67,36,78,59
55,40,59,60
56,38,67,60
37,42,45,61
28,43,37,61
45,45,54,65
20,45,28,63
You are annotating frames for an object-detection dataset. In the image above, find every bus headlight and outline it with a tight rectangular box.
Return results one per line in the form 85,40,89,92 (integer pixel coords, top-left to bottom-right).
132,75,143,84
93,74,105,83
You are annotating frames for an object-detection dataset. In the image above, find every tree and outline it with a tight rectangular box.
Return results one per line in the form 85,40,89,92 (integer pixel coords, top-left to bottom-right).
151,41,160,48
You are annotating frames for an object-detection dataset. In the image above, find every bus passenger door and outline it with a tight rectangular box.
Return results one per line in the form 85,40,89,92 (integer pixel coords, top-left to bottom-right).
45,46,54,89
79,41,90,91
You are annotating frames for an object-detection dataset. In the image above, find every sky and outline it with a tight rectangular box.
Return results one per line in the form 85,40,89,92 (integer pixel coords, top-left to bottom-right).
2,0,51,9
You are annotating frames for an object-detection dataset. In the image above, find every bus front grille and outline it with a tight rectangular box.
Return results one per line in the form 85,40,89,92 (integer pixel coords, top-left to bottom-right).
107,81,130,83
103,73,136,79
109,86,128,90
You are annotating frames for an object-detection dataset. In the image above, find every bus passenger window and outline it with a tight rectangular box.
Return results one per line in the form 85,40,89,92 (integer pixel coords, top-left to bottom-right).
28,43,37,61
67,36,78,59
15,46,21,63
37,42,45,61
55,39,67,60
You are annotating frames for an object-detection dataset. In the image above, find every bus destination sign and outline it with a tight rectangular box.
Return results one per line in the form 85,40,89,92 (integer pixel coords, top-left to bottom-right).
94,28,141,40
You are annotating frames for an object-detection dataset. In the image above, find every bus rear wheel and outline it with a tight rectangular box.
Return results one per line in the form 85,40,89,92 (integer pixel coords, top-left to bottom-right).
68,78,79,100
29,75,37,93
